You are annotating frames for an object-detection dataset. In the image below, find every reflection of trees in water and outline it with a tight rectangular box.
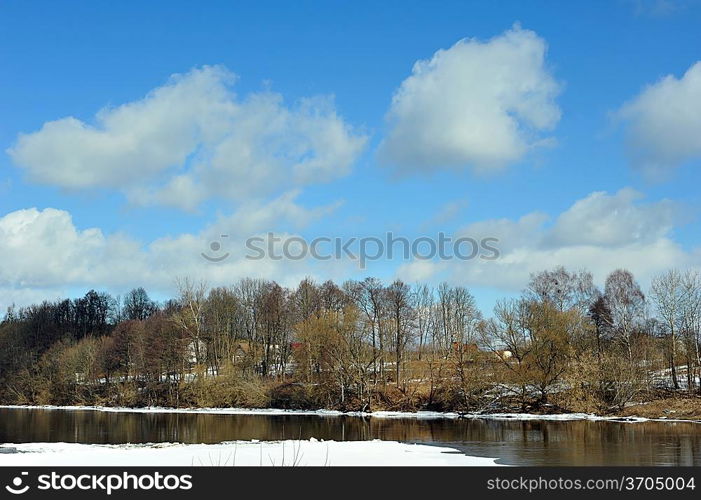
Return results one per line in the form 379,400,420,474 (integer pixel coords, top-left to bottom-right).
0,409,698,465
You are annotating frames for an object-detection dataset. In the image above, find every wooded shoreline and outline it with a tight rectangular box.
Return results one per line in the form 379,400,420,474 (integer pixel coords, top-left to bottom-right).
2,268,701,417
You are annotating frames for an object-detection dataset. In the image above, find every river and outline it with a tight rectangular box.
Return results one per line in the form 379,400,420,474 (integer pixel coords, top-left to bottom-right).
1,407,699,465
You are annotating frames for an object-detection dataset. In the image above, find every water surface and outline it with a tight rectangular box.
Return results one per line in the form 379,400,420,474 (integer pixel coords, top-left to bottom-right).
1,407,699,465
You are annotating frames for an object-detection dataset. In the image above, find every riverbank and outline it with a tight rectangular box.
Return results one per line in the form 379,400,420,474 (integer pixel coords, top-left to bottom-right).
0,440,499,466
618,397,701,421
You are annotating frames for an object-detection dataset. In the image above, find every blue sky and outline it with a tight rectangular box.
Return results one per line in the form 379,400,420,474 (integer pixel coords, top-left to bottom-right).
1,0,701,312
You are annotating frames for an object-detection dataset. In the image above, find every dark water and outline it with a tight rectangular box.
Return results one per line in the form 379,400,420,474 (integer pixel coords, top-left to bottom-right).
1,408,700,465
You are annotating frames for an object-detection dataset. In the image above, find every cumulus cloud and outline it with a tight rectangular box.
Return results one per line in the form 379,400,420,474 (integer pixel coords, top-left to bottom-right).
0,194,349,310
616,61,701,178
379,25,561,173
8,66,367,211
546,187,677,247
0,208,139,288
2,189,696,310
396,188,696,291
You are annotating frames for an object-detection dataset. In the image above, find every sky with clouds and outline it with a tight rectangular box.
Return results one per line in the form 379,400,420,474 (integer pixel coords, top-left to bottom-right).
1,0,701,313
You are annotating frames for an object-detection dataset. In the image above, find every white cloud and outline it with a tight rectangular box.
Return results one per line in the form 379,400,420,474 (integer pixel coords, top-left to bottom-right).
546,187,677,247
0,195,350,310
379,25,561,173
396,260,447,283
206,189,343,238
0,208,113,287
8,66,367,211
616,61,701,178
396,188,697,291
2,189,696,310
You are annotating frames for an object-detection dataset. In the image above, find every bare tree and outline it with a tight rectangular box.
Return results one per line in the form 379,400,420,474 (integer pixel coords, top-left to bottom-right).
123,288,157,321
384,280,413,387
412,283,435,360
651,269,701,391
527,266,597,314
345,277,385,384
604,269,646,363
681,271,701,393
173,277,208,368
204,286,241,373
257,282,291,377
481,299,533,409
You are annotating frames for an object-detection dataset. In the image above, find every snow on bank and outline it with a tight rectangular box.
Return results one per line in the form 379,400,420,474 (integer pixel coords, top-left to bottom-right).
0,441,499,467
1,405,698,424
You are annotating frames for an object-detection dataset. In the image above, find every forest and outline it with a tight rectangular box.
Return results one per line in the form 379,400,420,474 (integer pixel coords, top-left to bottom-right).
1,267,700,417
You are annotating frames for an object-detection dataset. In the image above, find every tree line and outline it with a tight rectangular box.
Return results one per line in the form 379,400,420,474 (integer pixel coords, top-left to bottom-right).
1,267,699,413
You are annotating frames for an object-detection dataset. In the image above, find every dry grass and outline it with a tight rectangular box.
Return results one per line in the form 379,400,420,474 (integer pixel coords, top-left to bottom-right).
618,393,701,420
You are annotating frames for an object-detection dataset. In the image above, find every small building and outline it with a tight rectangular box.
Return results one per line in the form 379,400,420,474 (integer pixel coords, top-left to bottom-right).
494,350,513,361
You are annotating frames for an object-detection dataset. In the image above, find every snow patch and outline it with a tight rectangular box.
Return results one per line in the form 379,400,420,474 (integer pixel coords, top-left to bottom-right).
2,405,698,424
0,440,500,467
